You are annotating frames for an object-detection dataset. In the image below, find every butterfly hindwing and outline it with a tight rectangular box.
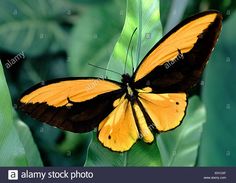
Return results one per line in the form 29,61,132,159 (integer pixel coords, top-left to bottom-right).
97,92,187,152
18,78,123,132
137,92,187,132
134,11,222,93
98,95,140,152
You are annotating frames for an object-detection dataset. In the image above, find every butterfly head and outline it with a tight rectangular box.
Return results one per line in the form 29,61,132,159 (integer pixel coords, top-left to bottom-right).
121,73,136,101
121,73,133,85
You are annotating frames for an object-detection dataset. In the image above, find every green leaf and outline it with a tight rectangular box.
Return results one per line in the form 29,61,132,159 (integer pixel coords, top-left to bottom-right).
0,61,42,166
85,0,162,167
159,0,173,29
162,0,188,34
198,11,236,166
85,134,161,166
68,0,125,77
56,132,91,166
57,132,91,153
0,61,28,166
107,0,162,81
15,117,43,166
0,0,72,56
0,62,28,166
70,0,109,4
157,96,206,166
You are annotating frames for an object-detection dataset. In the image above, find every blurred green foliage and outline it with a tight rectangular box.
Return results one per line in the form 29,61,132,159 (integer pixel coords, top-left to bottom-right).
157,96,206,166
0,0,235,166
106,0,162,80
199,11,236,166
0,62,42,166
85,135,161,166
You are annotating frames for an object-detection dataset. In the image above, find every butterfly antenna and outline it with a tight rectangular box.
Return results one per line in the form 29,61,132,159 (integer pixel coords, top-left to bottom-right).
131,45,134,74
88,63,122,76
124,27,137,74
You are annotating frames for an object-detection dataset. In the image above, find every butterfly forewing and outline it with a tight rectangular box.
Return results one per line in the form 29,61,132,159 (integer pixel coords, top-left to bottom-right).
134,11,222,93
18,78,123,132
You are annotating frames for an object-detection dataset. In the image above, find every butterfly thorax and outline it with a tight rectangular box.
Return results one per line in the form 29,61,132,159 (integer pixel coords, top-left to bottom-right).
121,74,136,102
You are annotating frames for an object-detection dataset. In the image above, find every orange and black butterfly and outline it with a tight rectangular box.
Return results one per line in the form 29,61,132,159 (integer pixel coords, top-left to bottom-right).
18,11,222,152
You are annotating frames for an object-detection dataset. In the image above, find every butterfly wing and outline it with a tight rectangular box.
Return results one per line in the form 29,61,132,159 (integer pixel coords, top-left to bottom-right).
134,11,222,93
18,78,123,132
137,91,187,132
98,95,139,152
97,91,187,152
132,11,222,134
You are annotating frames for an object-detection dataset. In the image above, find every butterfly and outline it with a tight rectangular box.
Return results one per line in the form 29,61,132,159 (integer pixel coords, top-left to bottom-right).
18,11,222,152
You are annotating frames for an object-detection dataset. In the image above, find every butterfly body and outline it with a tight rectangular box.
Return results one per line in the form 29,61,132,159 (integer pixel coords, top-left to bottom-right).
120,73,137,102
18,11,222,152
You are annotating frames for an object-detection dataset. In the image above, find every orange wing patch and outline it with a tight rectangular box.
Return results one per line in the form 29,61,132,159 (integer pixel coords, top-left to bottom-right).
133,103,154,143
20,79,121,107
98,95,139,152
138,93,187,131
